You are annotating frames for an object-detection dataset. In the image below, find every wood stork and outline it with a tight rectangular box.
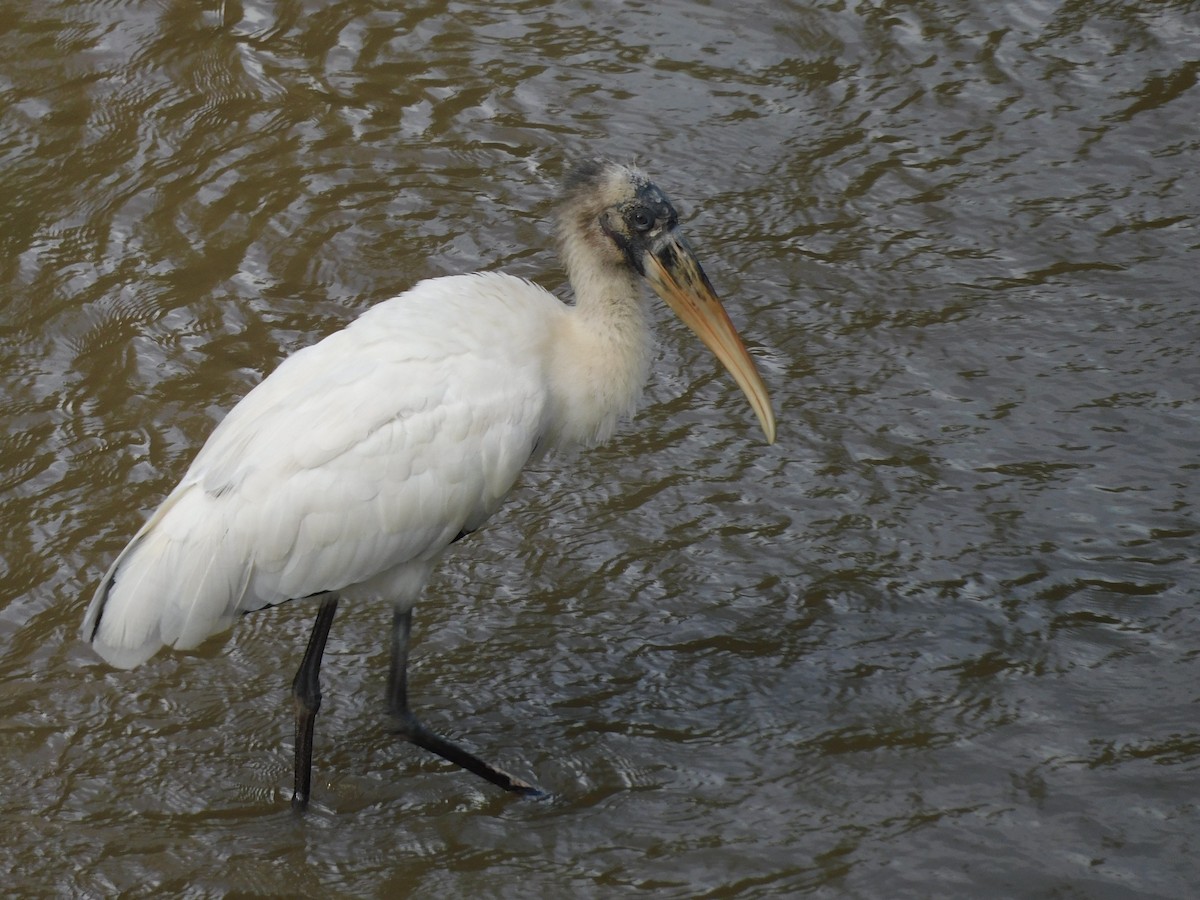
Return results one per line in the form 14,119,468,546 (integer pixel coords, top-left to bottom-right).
82,159,776,810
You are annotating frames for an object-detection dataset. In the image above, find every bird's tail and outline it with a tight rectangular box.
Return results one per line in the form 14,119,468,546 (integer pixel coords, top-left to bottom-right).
81,484,251,669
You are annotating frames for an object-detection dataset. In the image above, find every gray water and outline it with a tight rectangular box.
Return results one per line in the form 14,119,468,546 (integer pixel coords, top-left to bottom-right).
1,0,1197,896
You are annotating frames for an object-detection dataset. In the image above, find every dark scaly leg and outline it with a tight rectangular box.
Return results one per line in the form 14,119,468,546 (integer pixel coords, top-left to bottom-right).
291,592,339,811
386,607,542,796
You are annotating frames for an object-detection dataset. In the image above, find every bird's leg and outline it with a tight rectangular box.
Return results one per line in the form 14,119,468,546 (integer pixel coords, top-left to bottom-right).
386,607,543,797
291,592,339,812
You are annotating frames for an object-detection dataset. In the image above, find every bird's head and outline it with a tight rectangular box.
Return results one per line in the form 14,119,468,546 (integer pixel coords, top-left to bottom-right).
559,159,776,444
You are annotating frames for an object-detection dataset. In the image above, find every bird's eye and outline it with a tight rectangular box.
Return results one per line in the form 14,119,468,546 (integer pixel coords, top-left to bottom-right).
630,207,655,232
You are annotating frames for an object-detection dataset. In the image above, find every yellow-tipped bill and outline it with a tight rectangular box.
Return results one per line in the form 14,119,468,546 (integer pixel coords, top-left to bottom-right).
644,230,776,444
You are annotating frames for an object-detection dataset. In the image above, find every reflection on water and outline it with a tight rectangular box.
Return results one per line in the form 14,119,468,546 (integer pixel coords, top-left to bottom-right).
2,0,1198,895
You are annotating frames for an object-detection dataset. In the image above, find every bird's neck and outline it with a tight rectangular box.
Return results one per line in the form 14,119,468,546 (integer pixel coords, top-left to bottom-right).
543,258,654,450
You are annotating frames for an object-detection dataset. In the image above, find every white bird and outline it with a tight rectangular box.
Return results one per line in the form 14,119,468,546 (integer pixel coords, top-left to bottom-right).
82,159,776,810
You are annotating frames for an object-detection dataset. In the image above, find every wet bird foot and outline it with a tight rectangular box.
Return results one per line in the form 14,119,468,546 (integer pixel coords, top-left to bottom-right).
387,709,544,798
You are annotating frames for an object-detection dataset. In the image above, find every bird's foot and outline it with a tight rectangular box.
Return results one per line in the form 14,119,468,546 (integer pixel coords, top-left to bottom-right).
387,709,545,797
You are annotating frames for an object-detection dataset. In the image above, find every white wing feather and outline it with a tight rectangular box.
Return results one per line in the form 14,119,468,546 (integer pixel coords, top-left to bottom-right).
83,274,563,668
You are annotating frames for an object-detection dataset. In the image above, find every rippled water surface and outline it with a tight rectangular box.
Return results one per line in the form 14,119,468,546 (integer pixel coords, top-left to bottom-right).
2,0,1198,895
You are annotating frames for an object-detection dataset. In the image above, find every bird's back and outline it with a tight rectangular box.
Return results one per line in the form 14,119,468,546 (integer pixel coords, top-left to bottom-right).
84,273,564,668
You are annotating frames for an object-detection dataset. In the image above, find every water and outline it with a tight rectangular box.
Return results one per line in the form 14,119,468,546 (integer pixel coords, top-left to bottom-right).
2,0,1198,895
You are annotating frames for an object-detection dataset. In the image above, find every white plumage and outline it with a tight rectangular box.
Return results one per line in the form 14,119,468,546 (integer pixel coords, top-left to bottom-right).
85,274,578,667
82,159,775,808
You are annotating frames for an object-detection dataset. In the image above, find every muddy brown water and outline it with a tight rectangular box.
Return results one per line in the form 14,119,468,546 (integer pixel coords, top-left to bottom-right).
2,0,1197,895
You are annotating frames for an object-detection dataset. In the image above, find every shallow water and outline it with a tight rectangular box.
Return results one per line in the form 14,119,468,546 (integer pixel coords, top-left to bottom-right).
2,0,1198,895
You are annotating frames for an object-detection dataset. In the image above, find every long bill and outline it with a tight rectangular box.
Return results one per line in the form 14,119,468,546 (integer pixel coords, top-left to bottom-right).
644,230,777,444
